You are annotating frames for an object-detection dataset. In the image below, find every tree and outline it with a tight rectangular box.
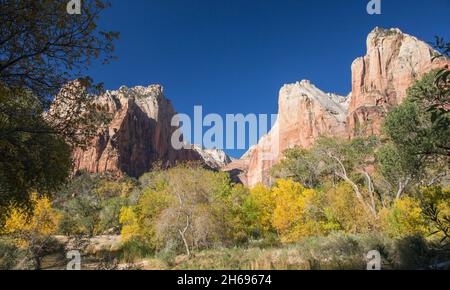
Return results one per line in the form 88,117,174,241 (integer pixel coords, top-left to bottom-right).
57,172,134,236
271,147,322,188
221,184,254,244
0,0,118,100
384,71,449,159
379,197,427,239
0,0,118,214
120,165,244,257
246,184,276,236
119,185,172,250
429,37,449,134
1,193,61,269
0,86,72,219
271,179,328,243
376,142,419,200
380,71,450,197
314,137,380,217
271,137,380,217
325,182,374,234
419,186,450,244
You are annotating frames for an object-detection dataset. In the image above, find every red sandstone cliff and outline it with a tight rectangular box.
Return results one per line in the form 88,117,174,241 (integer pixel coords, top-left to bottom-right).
226,27,447,187
71,85,230,177
347,27,446,137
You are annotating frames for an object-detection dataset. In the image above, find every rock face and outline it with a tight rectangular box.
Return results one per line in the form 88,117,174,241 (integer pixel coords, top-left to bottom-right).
72,85,230,177
228,81,349,187
191,145,233,170
347,27,446,137
227,27,447,187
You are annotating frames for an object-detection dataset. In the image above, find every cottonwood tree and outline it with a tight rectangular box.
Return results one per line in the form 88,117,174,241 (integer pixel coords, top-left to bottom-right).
1,194,61,270
271,147,323,189
376,142,419,200
272,137,381,217
155,166,227,257
313,137,380,217
119,165,243,257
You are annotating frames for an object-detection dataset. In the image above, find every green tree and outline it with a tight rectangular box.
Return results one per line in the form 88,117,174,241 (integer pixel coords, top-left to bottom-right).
419,186,450,243
271,147,322,188
376,142,420,200
0,0,118,214
56,172,134,236
120,165,249,257
0,0,118,100
381,71,450,196
384,72,449,159
429,37,449,133
0,86,71,218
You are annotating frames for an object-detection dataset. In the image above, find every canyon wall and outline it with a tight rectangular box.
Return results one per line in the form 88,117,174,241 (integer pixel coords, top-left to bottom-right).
347,27,446,137
227,27,447,187
70,27,446,184
72,85,230,178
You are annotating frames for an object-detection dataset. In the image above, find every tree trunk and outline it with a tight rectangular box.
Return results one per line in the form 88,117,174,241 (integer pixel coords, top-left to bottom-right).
179,215,191,258
34,255,41,270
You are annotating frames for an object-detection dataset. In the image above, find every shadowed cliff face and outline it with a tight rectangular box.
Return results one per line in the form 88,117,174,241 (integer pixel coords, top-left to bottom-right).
227,27,448,187
71,85,228,178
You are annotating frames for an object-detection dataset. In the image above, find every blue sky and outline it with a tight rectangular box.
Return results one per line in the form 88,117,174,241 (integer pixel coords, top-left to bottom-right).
88,0,450,158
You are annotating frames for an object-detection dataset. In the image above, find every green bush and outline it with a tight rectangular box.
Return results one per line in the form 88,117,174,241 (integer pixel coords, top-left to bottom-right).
119,238,154,263
56,172,136,236
0,239,20,270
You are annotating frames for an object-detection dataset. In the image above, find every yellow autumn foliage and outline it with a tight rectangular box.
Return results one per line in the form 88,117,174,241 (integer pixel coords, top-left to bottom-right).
1,193,60,247
96,178,135,198
325,182,376,234
119,206,140,242
119,187,172,247
380,196,427,239
419,186,450,242
271,179,329,243
248,184,275,234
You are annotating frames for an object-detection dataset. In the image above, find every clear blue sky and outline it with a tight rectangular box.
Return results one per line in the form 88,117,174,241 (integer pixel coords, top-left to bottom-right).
88,0,450,158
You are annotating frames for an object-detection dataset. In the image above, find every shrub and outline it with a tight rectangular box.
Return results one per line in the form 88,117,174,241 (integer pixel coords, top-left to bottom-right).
380,197,427,239
325,182,375,234
57,173,136,236
0,239,21,270
119,238,154,263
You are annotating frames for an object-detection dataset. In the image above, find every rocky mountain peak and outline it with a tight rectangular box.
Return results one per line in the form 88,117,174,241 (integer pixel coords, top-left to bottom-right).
280,80,348,123
191,145,233,170
72,84,231,178
368,27,403,39
227,28,449,187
